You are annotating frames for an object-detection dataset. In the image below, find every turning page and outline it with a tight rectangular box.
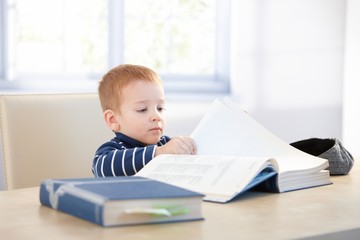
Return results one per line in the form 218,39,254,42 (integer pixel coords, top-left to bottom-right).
190,97,329,173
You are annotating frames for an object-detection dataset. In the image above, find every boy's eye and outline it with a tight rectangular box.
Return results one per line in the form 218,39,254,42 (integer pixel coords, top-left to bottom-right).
137,108,147,113
157,106,166,112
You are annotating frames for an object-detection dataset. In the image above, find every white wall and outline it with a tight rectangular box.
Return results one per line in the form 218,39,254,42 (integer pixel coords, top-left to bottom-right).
343,0,360,157
229,0,346,144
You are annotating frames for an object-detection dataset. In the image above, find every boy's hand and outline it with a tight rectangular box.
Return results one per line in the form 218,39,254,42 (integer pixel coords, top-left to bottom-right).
155,136,197,156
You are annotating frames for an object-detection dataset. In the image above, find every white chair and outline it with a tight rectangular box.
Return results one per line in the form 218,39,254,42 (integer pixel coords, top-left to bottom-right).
0,93,113,190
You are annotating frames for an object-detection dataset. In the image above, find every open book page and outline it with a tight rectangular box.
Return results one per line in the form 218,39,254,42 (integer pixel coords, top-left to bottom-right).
191,97,329,174
136,154,279,203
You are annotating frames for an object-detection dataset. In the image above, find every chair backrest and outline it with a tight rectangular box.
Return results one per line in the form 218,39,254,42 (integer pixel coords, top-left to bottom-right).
0,93,113,190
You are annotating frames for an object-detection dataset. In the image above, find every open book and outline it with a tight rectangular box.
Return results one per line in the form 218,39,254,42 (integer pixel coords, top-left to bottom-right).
136,97,332,203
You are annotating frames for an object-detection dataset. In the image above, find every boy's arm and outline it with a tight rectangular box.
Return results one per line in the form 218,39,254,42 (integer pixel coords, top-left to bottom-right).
92,135,196,177
92,144,157,177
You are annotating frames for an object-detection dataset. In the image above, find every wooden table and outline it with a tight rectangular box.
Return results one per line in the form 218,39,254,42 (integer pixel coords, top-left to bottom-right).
1,162,359,240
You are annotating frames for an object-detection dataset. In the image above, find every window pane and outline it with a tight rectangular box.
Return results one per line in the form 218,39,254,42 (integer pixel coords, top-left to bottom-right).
3,0,228,93
124,0,216,76
8,0,107,78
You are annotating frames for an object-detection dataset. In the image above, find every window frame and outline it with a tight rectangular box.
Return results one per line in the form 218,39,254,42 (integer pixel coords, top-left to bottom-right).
0,0,7,80
0,0,231,94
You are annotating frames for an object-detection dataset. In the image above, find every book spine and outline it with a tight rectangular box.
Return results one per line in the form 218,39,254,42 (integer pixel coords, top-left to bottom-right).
39,183,105,226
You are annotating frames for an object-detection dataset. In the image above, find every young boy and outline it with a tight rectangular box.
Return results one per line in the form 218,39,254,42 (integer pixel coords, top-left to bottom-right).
92,64,196,177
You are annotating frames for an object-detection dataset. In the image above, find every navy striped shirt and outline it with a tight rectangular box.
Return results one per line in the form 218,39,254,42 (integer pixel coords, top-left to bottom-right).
92,132,171,177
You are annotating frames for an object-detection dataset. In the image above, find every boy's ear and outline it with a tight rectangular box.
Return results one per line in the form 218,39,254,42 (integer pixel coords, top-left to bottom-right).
104,109,120,132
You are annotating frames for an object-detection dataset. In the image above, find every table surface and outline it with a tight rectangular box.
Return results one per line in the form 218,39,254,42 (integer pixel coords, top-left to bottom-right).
1,162,359,240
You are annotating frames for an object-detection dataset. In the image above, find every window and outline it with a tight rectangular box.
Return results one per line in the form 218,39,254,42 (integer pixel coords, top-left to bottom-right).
0,0,230,93
5,0,108,79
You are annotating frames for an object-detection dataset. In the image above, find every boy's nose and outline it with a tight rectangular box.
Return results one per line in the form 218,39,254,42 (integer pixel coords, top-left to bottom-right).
151,110,161,122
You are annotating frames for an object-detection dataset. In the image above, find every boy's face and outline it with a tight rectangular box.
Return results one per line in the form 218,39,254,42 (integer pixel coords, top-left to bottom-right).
115,80,166,145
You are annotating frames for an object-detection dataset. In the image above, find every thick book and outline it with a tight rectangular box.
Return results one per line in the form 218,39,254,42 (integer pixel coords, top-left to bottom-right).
136,97,332,203
39,176,204,227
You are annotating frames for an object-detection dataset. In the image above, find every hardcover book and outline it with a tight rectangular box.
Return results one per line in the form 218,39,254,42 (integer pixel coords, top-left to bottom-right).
39,176,204,227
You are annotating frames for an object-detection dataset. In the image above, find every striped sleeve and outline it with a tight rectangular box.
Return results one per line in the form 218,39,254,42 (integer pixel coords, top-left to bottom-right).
92,144,157,177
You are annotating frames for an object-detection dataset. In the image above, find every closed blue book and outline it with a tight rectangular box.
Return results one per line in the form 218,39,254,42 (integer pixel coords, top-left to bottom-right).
39,176,204,227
